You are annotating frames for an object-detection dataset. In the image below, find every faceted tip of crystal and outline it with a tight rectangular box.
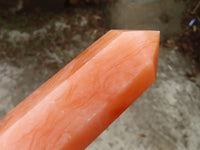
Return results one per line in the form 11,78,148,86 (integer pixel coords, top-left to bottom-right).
122,30,160,77
149,31,160,77
143,31,160,77
108,30,160,78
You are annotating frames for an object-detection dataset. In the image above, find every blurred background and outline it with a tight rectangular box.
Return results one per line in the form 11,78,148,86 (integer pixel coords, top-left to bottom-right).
0,0,200,149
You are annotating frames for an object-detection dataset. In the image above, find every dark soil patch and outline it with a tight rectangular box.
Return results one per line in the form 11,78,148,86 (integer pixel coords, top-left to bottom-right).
164,0,200,70
0,6,108,70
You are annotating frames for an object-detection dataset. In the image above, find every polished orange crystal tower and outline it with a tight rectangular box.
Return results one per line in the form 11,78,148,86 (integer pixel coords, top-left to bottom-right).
0,30,160,150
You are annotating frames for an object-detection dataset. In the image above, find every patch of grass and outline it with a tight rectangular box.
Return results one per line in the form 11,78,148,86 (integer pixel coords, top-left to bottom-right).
180,124,185,129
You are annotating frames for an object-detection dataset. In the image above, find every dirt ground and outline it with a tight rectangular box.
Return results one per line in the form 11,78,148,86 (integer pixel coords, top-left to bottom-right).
0,0,200,149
